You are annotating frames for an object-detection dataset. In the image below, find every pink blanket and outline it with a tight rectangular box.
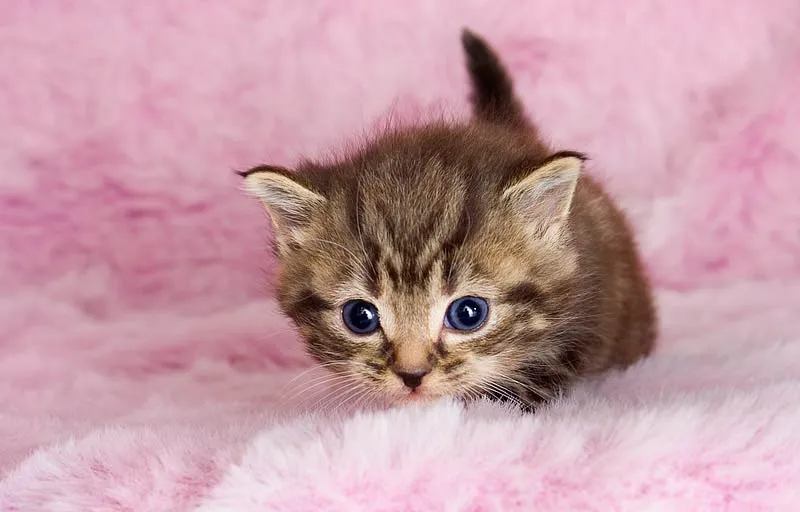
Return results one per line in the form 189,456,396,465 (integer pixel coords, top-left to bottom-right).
2,1,800,509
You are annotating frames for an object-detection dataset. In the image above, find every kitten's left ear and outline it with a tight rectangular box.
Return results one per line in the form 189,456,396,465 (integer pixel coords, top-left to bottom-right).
502,152,585,239
239,165,326,250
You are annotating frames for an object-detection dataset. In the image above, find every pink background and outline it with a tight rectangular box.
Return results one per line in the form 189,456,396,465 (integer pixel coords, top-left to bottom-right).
2,1,800,509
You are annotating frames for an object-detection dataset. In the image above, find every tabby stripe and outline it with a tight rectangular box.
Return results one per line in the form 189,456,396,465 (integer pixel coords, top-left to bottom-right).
502,282,545,308
286,289,334,324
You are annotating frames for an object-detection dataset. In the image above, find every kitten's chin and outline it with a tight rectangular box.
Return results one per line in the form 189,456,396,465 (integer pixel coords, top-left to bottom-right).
389,389,440,407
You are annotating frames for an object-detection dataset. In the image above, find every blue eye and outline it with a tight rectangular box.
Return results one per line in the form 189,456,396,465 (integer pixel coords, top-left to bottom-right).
445,296,489,331
342,300,380,335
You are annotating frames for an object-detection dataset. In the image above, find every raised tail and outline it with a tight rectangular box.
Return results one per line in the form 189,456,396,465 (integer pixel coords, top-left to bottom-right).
461,29,528,129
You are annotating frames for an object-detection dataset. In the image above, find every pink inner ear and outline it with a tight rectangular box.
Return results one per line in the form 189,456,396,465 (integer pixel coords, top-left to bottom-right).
514,175,576,227
244,173,325,236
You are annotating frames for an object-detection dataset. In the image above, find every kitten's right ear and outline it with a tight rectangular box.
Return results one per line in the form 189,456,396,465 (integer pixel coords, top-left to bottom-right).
239,165,326,248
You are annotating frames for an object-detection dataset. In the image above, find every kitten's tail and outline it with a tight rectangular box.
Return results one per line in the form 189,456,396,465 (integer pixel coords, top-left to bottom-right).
461,28,528,130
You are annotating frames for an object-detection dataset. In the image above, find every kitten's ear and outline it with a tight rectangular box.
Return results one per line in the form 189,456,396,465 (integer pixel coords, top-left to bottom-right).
461,28,526,128
502,152,585,239
239,165,326,248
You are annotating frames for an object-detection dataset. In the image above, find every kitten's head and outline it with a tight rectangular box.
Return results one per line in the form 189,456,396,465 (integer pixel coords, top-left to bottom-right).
241,30,585,407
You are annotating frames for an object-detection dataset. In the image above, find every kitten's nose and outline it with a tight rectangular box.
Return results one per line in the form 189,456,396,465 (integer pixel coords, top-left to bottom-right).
393,368,430,390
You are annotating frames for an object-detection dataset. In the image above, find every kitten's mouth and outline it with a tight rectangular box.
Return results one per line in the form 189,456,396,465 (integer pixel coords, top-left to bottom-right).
393,388,439,405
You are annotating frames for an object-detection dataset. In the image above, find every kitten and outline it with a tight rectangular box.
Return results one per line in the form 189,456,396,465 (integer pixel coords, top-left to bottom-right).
240,29,656,411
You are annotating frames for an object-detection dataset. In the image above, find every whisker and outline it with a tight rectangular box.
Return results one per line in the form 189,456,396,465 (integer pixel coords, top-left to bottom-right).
331,384,373,418
281,372,361,407
355,388,382,412
480,381,528,410
321,382,368,417
303,382,355,414
281,373,355,404
277,361,352,394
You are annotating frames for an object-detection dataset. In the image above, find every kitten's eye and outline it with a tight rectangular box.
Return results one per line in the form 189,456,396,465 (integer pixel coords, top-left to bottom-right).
342,300,380,335
445,296,489,332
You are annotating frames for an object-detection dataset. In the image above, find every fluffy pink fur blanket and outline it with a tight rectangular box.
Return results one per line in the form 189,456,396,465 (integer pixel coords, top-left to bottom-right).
2,1,800,510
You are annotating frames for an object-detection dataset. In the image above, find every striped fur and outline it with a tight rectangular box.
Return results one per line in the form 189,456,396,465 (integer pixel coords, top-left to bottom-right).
242,30,656,411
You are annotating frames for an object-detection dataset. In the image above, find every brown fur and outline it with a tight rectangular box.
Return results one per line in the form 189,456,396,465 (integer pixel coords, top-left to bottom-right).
240,29,657,411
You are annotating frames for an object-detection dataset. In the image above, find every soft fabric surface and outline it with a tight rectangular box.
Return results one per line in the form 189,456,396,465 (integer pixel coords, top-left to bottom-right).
2,1,800,510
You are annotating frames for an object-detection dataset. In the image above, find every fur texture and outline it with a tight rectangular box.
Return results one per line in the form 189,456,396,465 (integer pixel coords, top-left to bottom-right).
2,1,800,510
242,31,656,410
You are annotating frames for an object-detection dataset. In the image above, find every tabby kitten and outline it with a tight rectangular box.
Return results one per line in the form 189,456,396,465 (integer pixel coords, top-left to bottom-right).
240,30,656,411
